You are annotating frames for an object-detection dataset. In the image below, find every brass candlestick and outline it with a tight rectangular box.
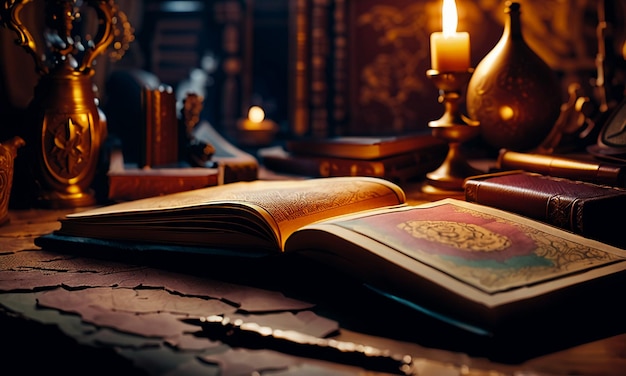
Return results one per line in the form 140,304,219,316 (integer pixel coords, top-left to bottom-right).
423,69,481,193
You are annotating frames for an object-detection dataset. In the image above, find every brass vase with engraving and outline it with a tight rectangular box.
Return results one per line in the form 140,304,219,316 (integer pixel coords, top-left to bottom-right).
0,0,115,208
466,1,561,152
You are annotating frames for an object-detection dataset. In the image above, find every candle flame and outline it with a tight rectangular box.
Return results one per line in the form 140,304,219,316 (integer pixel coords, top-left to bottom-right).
248,106,265,123
442,0,458,37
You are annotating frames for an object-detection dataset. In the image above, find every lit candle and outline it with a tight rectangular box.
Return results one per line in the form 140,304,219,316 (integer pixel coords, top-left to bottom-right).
237,106,278,146
430,0,470,72
241,106,269,130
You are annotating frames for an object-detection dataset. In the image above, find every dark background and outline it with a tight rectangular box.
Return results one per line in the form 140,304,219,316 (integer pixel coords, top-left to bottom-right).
1,0,624,149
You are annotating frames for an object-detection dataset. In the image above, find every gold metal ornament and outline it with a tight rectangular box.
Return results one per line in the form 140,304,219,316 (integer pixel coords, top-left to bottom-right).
0,137,25,224
0,0,127,208
423,69,481,194
466,1,561,152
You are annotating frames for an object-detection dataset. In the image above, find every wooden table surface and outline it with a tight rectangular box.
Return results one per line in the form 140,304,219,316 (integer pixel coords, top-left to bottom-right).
2,189,626,376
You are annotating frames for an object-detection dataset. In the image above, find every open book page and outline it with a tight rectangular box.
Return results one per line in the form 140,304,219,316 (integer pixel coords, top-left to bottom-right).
286,199,626,308
61,177,406,250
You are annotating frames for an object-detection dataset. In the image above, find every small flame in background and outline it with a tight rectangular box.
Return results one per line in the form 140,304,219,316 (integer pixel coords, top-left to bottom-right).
248,106,266,123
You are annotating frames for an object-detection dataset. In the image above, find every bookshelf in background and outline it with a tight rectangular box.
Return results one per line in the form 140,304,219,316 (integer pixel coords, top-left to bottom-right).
287,0,618,145
139,0,253,139
288,0,444,138
211,0,253,139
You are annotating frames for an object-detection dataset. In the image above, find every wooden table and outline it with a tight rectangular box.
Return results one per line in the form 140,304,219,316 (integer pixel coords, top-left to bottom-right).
2,184,626,376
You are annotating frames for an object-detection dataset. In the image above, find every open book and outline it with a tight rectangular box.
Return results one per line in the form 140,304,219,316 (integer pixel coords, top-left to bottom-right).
38,176,626,343
52,177,406,254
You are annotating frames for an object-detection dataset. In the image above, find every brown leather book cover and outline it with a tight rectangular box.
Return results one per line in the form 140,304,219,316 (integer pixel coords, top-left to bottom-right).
259,144,446,183
286,133,446,160
464,171,626,248
142,85,179,168
108,168,219,202
106,146,219,202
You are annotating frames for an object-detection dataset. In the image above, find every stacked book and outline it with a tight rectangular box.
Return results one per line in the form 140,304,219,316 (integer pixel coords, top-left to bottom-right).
259,133,448,183
464,170,626,249
107,122,258,202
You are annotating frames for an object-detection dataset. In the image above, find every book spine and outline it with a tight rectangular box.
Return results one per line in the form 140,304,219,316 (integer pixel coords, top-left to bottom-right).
262,154,387,178
289,0,310,137
464,178,579,233
213,0,249,139
262,147,445,182
108,173,218,201
332,0,348,135
309,0,330,137
141,85,178,168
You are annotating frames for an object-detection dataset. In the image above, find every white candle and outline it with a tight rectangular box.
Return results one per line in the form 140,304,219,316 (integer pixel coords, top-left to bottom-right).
430,0,470,72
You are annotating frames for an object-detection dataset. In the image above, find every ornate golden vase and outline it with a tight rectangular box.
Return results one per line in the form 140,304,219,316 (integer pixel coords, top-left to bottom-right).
466,1,561,152
30,68,109,207
0,0,115,208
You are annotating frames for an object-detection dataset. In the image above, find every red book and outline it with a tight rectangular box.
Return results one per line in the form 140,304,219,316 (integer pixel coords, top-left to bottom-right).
464,171,626,249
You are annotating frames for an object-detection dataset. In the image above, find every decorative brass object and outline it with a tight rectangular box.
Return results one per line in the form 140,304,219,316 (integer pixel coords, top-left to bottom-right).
0,0,124,208
0,137,25,225
423,69,481,193
180,93,216,166
534,83,594,154
466,1,561,152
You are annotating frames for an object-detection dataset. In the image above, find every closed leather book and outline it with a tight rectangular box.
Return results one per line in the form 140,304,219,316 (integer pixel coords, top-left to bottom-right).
259,145,446,183
108,168,219,202
464,171,626,249
286,133,446,160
